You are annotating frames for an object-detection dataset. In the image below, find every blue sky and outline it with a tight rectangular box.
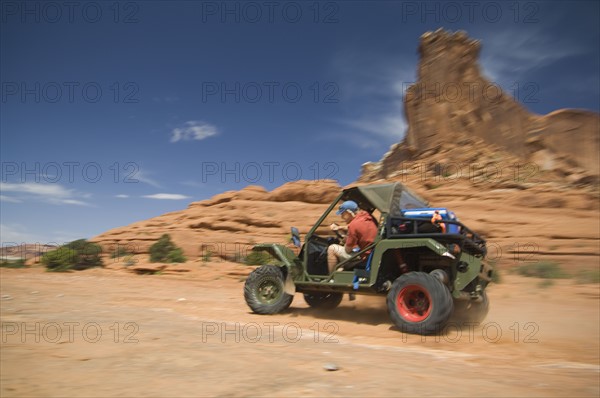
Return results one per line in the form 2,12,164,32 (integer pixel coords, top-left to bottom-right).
1,0,599,245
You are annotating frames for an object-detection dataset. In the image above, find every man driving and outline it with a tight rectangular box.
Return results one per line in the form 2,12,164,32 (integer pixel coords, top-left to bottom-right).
327,200,378,273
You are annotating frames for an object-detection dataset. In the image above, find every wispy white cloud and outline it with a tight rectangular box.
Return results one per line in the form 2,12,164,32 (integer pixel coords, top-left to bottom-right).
340,114,407,142
115,194,130,198
142,193,191,200
328,49,415,148
135,170,162,188
0,195,22,203
61,199,90,206
0,182,91,206
1,182,71,198
170,121,219,143
480,27,587,87
0,224,84,245
0,223,44,244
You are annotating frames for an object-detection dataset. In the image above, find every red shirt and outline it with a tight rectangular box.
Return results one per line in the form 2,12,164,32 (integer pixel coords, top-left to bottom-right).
346,210,378,252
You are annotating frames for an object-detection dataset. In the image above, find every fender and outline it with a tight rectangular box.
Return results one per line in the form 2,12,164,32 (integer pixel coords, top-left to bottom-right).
369,238,480,295
252,244,299,294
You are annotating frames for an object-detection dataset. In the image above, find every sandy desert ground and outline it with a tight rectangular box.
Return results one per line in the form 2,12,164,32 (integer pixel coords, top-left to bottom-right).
1,261,599,397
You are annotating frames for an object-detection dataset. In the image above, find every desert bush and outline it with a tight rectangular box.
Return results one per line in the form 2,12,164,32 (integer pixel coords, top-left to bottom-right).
42,240,103,272
42,247,79,272
0,259,26,268
149,234,187,263
166,248,186,263
515,261,566,279
63,239,103,270
201,249,213,263
575,269,600,284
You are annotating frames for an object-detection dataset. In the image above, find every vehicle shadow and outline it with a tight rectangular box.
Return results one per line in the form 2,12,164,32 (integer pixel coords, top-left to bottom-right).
289,305,390,327
287,306,487,335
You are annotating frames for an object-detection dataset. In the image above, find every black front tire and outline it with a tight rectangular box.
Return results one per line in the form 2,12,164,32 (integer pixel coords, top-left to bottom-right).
303,292,344,309
387,272,454,335
244,265,293,314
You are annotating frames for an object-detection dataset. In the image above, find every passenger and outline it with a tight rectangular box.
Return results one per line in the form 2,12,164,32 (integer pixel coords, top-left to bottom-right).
327,200,378,273
431,210,446,233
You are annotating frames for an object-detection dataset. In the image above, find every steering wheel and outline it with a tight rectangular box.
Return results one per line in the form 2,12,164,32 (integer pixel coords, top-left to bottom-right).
325,229,343,246
326,229,345,246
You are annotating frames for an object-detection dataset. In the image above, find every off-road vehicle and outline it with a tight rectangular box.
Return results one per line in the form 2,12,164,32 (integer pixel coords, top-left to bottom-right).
244,182,493,335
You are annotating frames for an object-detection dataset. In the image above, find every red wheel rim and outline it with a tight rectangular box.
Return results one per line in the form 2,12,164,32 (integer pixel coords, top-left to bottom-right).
396,284,432,322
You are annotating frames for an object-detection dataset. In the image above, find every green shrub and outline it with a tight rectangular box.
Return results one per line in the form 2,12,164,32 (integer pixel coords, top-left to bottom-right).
244,250,273,265
42,248,78,272
516,261,566,279
166,248,186,263
149,234,176,262
0,259,26,268
149,234,186,263
201,249,213,263
41,239,103,272
64,239,103,270
575,269,600,284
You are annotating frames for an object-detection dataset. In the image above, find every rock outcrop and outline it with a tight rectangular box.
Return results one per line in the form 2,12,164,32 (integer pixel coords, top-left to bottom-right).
92,180,340,261
363,29,599,182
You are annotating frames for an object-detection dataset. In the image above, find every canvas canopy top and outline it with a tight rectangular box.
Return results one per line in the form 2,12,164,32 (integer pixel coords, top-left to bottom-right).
342,182,429,216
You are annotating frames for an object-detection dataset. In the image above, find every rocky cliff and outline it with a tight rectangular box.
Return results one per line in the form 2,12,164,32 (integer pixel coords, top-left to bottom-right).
362,29,599,182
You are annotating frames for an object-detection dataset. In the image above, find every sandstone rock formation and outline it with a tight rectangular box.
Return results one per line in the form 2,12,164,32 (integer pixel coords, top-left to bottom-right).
363,29,599,182
91,169,599,273
92,180,340,262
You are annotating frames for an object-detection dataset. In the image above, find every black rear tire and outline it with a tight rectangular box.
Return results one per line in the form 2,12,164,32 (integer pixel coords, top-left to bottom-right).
244,265,293,314
387,272,453,335
303,292,344,309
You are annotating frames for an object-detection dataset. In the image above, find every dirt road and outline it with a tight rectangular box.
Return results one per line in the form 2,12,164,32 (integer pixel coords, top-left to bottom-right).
1,264,599,397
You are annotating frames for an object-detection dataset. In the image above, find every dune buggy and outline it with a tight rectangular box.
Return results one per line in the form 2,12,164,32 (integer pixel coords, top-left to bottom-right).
244,182,493,335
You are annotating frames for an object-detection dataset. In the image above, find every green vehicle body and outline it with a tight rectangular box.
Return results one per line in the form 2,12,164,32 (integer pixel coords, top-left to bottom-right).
244,182,493,334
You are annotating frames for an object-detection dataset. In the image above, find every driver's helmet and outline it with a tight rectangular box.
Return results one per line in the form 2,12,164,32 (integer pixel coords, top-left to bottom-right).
336,200,359,215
